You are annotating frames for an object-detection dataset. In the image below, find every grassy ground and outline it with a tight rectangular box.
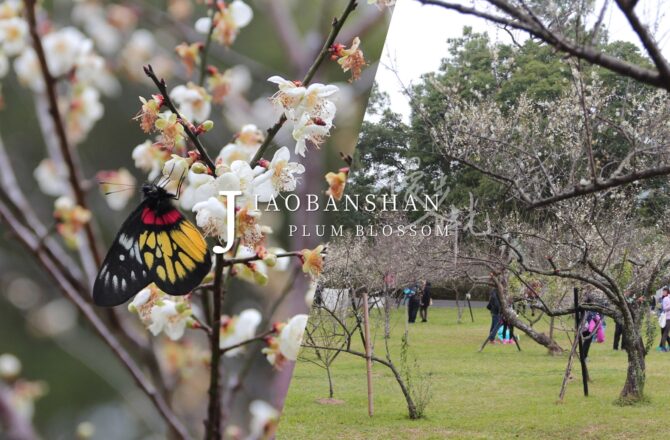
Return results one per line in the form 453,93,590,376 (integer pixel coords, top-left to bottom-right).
277,307,668,439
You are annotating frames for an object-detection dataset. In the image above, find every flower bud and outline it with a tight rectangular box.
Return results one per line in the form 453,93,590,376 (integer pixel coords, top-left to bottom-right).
190,161,209,174
76,422,96,439
200,120,215,132
0,353,21,380
253,269,269,286
263,253,277,267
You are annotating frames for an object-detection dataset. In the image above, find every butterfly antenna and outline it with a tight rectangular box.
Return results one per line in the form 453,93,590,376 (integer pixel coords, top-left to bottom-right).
159,162,177,189
97,181,136,187
104,187,134,196
174,172,187,200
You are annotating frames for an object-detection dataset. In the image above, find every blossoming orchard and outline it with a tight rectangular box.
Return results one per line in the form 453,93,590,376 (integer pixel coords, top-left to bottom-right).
0,0,391,438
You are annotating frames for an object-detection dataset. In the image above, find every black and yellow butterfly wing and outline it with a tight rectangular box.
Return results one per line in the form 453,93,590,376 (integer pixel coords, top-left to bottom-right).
93,199,211,307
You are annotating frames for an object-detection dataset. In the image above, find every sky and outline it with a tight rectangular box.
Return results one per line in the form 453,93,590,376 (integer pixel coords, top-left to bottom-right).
375,0,670,120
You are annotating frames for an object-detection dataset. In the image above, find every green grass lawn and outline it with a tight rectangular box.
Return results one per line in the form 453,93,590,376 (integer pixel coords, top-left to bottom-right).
277,307,668,439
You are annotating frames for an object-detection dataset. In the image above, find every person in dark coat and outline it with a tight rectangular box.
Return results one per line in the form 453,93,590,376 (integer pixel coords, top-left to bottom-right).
407,283,421,323
487,289,501,343
420,281,431,322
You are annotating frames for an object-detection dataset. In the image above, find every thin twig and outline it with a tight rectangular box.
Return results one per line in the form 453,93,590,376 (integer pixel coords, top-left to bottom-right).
198,4,217,86
220,329,275,355
143,65,217,172
222,251,302,266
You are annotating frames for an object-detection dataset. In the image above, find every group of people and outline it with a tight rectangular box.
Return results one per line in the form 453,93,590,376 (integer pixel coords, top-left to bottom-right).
485,288,516,345
403,281,432,323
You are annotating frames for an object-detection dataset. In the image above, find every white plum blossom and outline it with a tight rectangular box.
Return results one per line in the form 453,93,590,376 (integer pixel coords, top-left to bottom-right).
267,75,305,117
34,159,69,197
14,48,43,92
220,308,262,356
236,123,264,148
305,282,317,307
248,400,279,440
268,77,337,156
148,299,191,341
217,142,255,166
0,16,27,56
96,168,136,211
262,314,307,367
278,314,308,361
292,113,332,157
75,41,120,96
71,2,123,56
253,147,305,201
216,124,265,166
120,29,156,79
268,76,337,121
193,197,229,239
162,154,191,193
179,169,216,210
132,140,165,180
296,83,338,120
368,0,396,8
195,0,253,47
42,27,88,77
0,0,22,20
170,83,211,122
66,86,104,144
129,288,152,314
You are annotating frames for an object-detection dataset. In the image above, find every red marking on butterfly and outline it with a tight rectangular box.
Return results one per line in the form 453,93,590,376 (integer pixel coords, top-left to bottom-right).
141,207,182,225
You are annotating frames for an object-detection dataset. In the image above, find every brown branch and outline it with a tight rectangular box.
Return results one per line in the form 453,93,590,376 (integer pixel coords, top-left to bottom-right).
416,0,670,91
0,199,191,439
220,329,275,355
205,253,224,440
143,65,217,172
222,250,302,266
24,0,102,268
198,4,217,87
250,0,360,167
528,165,670,208
615,0,670,81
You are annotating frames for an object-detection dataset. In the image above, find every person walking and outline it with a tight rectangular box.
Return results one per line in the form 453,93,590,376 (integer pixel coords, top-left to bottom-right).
407,283,421,324
500,315,515,344
486,288,501,344
419,281,432,322
658,287,670,351
613,290,638,350
581,311,602,361
613,321,625,350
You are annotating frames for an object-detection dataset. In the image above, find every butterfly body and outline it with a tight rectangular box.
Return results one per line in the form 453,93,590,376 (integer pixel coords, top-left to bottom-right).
93,183,211,307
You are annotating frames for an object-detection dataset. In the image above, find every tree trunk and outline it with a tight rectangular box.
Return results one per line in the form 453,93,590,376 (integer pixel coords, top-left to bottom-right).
620,331,646,403
386,360,419,419
508,312,563,355
493,280,562,355
326,364,334,399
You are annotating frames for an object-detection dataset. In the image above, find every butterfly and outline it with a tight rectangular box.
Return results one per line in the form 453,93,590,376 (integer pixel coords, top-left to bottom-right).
93,183,211,307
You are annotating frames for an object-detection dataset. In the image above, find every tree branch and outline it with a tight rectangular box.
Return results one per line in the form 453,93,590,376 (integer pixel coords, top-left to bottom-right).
0,199,191,439
24,0,102,269
143,65,217,172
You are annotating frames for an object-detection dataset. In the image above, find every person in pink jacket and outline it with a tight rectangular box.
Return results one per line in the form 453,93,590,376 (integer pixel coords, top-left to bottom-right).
659,288,670,352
